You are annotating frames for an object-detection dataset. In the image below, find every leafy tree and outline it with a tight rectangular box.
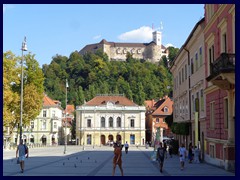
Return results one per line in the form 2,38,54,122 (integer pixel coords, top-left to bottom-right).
3,51,44,137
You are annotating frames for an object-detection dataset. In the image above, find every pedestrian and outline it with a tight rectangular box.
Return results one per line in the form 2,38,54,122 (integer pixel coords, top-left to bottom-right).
194,146,200,163
16,139,29,173
156,142,165,173
188,144,193,163
178,143,187,170
112,141,124,176
164,142,168,159
124,141,129,154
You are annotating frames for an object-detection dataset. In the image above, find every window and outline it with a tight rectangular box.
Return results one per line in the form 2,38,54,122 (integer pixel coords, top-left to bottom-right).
130,119,135,128
185,64,187,80
137,49,141,54
200,89,204,111
101,117,105,128
210,102,215,129
191,58,194,74
164,106,168,112
209,45,215,63
182,68,184,82
179,72,181,85
156,118,159,123
109,117,113,128
87,135,92,145
195,92,199,112
54,122,57,129
195,52,198,71
199,47,203,67
183,100,185,113
43,110,47,117
52,110,55,118
209,144,215,158
30,121,34,129
116,48,121,54
130,134,135,144
224,98,228,129
123,49,127,54
131,49,135,54
42,120,46,130
222,33,227,53
117,117,121,128
87,119,91,128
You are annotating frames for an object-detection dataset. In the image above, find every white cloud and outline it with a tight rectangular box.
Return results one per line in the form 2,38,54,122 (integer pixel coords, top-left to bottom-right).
165,43,175,48
118,26,153,42
93,35,101,40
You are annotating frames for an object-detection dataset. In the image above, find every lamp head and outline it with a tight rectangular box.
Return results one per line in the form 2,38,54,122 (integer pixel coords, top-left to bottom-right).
21,36,27,51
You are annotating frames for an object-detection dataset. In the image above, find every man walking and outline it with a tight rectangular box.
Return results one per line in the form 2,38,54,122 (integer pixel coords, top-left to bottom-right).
112,141,124,176
124,141,129,154
156,142,165,173
178,143,187,170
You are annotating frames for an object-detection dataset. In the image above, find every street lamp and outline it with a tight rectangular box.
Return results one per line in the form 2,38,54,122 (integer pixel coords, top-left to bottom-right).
64,79,68,154
19,37,27,142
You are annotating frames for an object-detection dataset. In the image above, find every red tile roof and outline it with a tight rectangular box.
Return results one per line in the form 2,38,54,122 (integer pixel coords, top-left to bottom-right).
86,95,137,106
43,95,57,106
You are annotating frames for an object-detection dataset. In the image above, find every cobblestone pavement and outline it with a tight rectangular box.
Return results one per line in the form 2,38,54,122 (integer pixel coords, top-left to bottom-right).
3,145,235,176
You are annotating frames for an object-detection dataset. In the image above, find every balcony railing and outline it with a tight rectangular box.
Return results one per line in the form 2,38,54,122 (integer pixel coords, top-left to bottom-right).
206,53,235,81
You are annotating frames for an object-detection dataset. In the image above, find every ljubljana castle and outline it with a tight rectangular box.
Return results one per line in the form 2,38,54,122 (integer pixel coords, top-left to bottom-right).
79,30,168,63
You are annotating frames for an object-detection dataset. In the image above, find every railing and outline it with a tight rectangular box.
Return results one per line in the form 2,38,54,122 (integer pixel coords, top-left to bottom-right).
207,53,235,81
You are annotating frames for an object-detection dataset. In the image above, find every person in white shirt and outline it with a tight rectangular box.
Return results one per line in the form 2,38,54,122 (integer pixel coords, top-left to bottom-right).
178,143,187,170
124,141,129,154
194,146,200,163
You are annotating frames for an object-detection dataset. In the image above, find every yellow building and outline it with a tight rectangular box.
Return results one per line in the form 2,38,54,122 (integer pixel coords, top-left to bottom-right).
76,95,146,146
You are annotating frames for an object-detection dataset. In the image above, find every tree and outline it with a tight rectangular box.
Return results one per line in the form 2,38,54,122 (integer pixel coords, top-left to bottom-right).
3,51,44,137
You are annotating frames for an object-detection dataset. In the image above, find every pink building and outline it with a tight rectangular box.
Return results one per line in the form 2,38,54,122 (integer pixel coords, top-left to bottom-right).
204,4,235,171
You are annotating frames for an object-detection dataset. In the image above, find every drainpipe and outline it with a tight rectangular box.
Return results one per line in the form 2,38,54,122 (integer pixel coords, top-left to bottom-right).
183,47,192,142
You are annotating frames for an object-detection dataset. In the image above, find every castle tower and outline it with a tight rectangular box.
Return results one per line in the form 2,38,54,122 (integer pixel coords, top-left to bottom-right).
152,30,162,46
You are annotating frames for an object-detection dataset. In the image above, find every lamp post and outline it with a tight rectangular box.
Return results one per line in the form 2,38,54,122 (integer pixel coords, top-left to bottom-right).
19,37,27,142
64,79,68,154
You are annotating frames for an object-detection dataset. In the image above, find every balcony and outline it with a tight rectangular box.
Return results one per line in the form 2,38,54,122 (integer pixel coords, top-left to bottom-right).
206,53,235,90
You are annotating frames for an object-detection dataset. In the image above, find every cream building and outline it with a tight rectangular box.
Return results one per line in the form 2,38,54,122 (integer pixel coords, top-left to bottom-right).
75,95,146,146
9,94,64,146
170,18,206,153
79,30,168,63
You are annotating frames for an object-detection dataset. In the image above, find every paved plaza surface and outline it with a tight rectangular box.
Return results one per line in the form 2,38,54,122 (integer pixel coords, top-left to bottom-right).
3,145,235,176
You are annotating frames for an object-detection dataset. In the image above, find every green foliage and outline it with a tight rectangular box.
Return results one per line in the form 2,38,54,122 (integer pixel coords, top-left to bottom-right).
171,122,190,135
43,49,173,106
3,51,44,137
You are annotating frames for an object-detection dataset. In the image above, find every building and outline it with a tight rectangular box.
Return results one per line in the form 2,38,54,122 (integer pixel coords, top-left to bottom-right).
170,18,206,154
9,94,64,146
79,30,168,63
145,96,173,144
204,4,235,171
75,95,146,146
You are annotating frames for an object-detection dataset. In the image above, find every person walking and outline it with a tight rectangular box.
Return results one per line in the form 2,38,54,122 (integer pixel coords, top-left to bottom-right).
16,139,29,173
156,142,165,173
188,144,193,163
124,141,129,154
178,143,187,170
194,146,200,163
112,141,124,176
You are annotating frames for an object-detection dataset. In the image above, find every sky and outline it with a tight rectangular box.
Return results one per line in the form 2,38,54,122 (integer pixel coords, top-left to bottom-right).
3,4,204,67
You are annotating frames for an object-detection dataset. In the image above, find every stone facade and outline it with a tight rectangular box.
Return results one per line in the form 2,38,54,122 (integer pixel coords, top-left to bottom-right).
79,31,168,63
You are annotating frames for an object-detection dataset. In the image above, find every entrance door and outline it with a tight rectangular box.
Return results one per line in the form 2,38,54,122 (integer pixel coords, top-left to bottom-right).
101,135,106,145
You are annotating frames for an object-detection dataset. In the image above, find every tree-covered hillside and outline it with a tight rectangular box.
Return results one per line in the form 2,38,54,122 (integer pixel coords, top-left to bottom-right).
43,48,177,108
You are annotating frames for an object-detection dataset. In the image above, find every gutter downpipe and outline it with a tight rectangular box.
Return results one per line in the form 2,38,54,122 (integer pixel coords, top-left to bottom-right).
183,47,192,143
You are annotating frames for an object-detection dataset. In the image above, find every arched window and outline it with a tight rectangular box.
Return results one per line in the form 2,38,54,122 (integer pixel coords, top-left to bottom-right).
101,117,105,128
109,117,113,128
164,106,169,112
117,117,121,128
